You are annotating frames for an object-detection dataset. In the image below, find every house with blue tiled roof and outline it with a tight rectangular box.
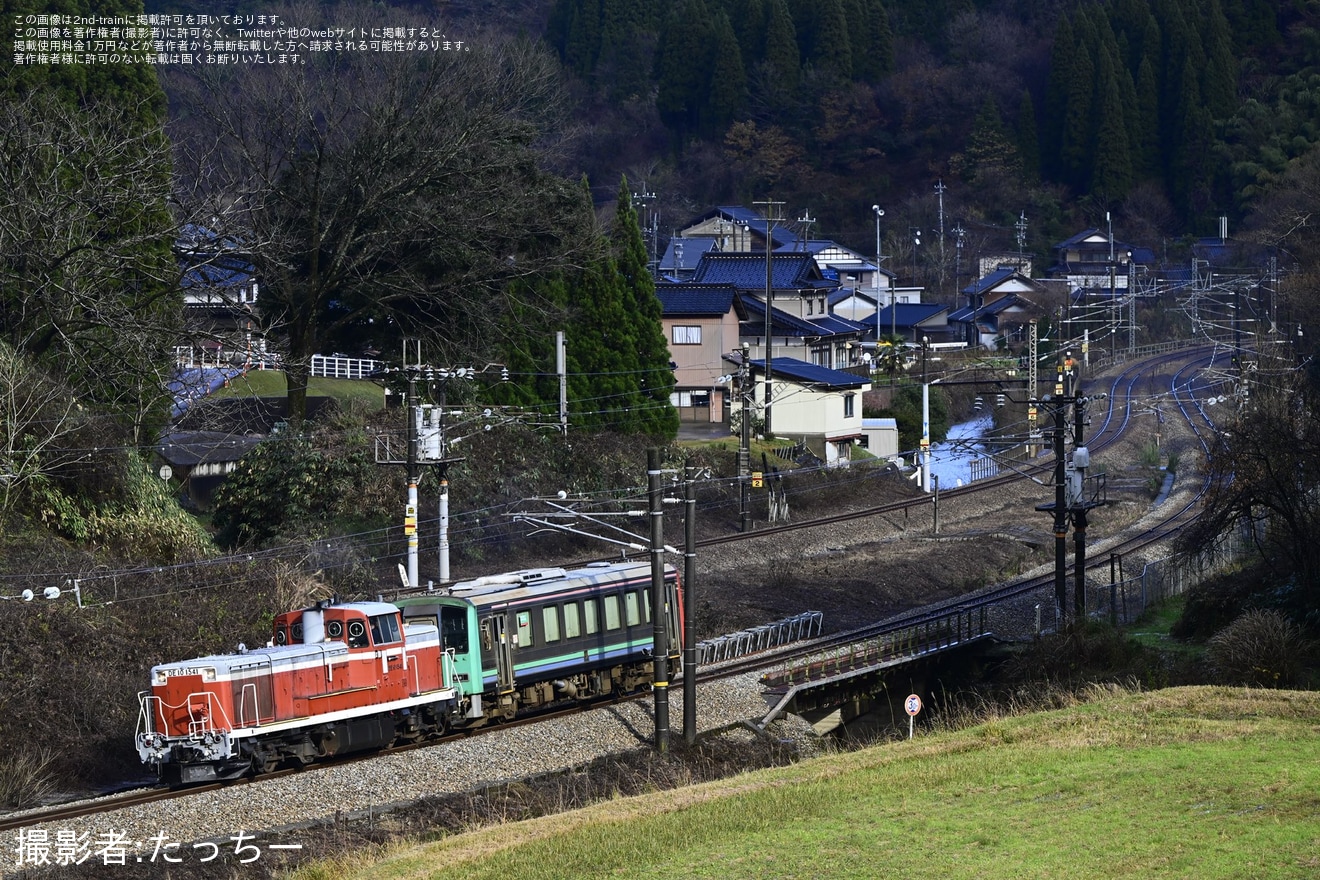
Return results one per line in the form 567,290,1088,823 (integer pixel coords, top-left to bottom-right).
658,236,718,281
732,355,872,466
873,303,953,343
678,205,798,252
175,225,268,368
949,266,1045,349
656,284,746,424
1047,227,1147,301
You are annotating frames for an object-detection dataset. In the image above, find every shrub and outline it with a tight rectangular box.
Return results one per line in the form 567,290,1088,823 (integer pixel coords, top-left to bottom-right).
0,748,58,809
1205,609,1313,687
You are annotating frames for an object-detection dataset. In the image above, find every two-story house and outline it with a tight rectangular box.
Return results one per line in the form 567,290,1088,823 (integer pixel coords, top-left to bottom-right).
949,266,1046,349
734,355,872,466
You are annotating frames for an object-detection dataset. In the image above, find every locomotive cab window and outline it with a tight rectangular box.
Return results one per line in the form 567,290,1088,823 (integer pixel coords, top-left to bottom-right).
370,613,402,646
603,594,621,630
542,606,561,642
347,619,369,648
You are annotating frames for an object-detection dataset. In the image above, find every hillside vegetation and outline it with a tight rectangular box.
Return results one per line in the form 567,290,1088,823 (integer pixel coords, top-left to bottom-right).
298,686,1320,880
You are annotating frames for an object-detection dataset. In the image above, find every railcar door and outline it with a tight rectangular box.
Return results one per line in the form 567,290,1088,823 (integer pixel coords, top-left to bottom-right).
666,577,683,657
484,613,516,694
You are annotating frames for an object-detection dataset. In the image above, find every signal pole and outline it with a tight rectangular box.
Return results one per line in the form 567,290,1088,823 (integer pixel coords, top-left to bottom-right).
648,448,670,753
754,198,784,436
683,464,699,744
1033,353,1106,628
738,343,752,532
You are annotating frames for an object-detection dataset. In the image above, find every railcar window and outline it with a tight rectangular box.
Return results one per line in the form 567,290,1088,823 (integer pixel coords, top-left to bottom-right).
516,610,533,646
370,613,402,645
625,591,641,627
543,606,561,642
440,607,467,649
564,602,581,639
603,594,621,630
583,599,599,634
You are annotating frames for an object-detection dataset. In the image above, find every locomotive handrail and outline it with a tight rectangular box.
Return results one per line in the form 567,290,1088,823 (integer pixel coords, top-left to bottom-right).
140,691,237,740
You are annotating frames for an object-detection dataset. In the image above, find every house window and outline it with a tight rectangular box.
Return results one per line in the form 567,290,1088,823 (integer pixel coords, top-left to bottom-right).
672,325,702,345
806,299,814,315
819,298,826,314
671,390,711,408
844,393,855,419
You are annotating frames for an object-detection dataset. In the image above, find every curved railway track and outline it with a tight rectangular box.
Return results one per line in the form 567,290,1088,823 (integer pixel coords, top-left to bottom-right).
696,343,1221,550
0,345,1224,832
706,345,1228,682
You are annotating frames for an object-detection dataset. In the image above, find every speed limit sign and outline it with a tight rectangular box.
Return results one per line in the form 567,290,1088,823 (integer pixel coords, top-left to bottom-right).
905,693,922,739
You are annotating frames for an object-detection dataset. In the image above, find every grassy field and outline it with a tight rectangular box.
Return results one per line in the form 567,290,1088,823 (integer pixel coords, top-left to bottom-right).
292,686,1320,880
209,369,386,409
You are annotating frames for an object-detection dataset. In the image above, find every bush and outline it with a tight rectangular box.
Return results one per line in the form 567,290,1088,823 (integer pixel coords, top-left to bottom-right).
0,748,58,809
1205,609,1313,687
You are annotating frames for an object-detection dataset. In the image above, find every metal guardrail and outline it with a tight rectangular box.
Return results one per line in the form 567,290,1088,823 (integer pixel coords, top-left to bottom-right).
696,611,824,665
761,605,990,691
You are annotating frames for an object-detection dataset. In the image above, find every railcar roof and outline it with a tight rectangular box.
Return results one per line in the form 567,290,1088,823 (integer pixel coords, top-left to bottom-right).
440,561,667,607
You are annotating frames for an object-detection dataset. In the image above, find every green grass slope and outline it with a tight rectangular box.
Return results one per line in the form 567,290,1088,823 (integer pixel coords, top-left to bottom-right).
296,686,1320,880
209,371,385,409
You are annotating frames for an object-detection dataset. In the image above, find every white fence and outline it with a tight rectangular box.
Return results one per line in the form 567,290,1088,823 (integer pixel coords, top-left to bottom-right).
173,348,383,379
310,354,384,379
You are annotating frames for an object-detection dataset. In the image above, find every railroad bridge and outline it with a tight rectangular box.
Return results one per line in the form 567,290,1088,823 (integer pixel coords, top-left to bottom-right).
756,605,1006,735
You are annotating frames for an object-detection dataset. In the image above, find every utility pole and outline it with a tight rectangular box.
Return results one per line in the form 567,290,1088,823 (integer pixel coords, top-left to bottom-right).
632,185,658,275
556,330,568,436
934,180,947,289
1033,352,1105,629
953,223,965,299
683,464,699,744
1072,397,1089,621
797,208,816,250
404,341,422,589
921,336,931,493
376,342,500,587
1016,211,1028,267
738,343,752,532
1049,395,1068,624
647,448,670,753
755,198,784,437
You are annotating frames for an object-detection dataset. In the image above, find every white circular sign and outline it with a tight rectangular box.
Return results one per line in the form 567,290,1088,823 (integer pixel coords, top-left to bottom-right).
158,465,173,481
905,694,923,717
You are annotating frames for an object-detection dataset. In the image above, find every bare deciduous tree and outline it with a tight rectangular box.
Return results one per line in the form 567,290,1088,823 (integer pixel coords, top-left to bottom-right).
0,92,180,444
168,8,595,422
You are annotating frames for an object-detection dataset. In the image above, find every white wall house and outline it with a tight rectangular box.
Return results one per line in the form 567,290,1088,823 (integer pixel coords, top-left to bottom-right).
745,356,871,467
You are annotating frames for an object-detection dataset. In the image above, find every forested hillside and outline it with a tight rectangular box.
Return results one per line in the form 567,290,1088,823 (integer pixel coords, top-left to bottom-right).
538,0,1318,266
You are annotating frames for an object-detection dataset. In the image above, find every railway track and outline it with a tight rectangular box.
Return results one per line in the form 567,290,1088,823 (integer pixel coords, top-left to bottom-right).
703,346,1228,684
0,345,1224,833
696,343,1221,551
